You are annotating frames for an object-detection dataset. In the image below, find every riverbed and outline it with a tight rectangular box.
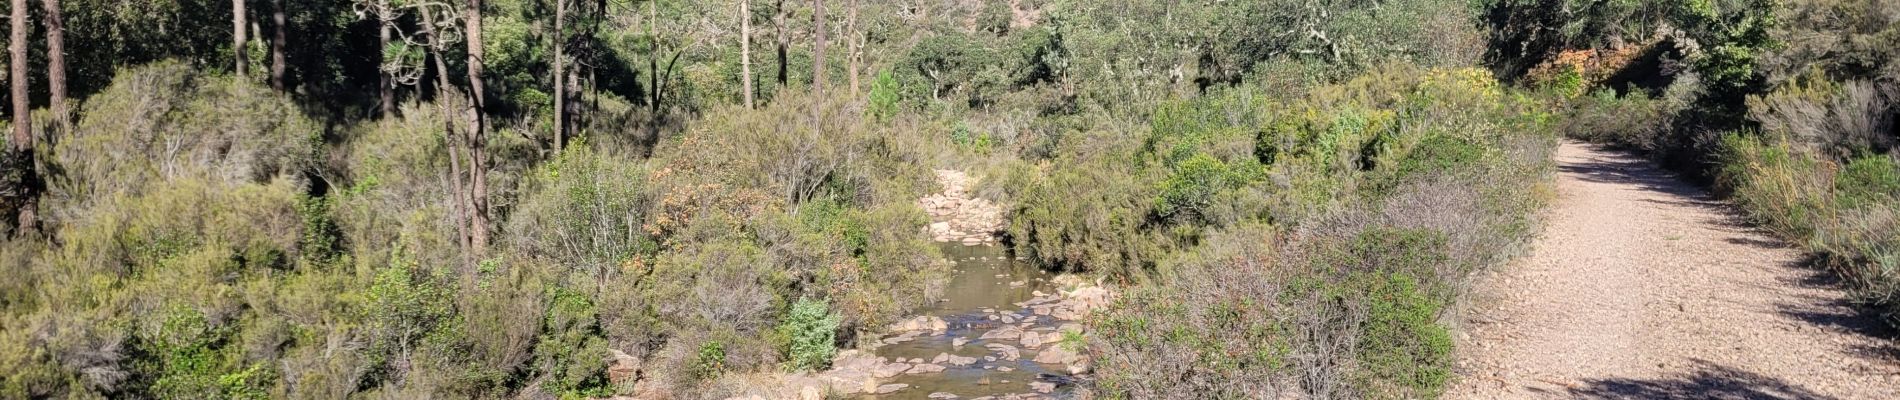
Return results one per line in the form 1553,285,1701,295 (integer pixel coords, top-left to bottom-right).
857,243,1084,399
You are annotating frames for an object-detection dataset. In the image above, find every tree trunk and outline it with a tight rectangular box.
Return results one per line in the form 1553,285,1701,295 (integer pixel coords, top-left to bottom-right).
775,0,787,87
11,0,28,147
565,66,578,138
11,0,33,233
646,0,660,151
846,0,858,97
41,0,65,135
811,0,826,97
589,0,604,127
378,11,393,116
740,0,753,109
553,0,566,151
463,0,490,264
647,0,661,114
421,7,470,263
591,0,604,117
269,0,286,90
233,0,247,76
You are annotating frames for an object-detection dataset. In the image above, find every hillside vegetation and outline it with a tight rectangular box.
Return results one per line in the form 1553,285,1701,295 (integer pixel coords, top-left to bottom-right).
0,0,1886,399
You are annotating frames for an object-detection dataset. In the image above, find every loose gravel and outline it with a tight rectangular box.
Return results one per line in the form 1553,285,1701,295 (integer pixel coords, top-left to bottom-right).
1448,141,1900,399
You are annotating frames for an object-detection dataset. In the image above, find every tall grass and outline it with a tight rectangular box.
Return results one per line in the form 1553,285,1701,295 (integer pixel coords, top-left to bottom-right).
1722,131,1900,322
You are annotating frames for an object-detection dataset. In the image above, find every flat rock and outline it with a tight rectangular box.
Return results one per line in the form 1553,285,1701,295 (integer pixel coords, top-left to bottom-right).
1033,345,1079,365
889,316,948,332
945,354,978,366
985,343,1022,361
875,362,913,378
933,352,978,366
831,350,879,370
1031,381,1056,393
980,324,1024,340
1020,332,1044,348
907,363,947,374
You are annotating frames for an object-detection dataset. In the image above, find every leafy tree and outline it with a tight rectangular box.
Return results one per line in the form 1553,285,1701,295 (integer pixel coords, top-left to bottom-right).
1675,0,1780,102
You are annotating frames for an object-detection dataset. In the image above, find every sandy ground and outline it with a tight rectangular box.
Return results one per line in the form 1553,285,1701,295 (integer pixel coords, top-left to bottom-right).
1447,141,1900,399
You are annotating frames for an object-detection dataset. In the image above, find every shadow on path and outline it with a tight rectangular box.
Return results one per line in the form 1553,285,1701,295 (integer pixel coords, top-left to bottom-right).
1776,255,1898,343
1562,144,1896,351
1555,147,1708,200
1542,143,1899,397
1555,359,1839,400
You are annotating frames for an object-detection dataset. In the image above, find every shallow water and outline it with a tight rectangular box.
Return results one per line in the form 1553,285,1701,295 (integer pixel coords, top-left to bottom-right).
858,244,1079,399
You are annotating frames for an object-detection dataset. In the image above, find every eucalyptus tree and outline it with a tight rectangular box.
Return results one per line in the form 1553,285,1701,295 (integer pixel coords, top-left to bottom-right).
43,0,68,133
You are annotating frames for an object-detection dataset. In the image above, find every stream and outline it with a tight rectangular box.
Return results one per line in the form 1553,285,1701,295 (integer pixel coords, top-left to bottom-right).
856,243,1084,399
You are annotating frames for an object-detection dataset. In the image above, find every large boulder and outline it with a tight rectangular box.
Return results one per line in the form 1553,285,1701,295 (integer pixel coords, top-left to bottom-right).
1033,345,1080,365
607,349,642,387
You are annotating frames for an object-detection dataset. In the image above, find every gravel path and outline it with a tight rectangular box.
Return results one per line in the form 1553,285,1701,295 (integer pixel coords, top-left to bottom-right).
1447,141,1900,399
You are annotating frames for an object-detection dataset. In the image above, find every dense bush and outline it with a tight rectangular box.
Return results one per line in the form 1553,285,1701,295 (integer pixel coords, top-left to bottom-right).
55,61,318,207
0,0,1635,397
0,65,314,399
0,56,965,398
1076,67,1557,398
777,298,841,372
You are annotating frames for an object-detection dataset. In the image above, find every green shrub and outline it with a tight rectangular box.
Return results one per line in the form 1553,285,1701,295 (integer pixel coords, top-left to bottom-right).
1085,67,1554,399
690,341,727,381
1089,225,1293,398
1094,227,1460,399
949,122,995,153
1153,153,1238,221
868,70,902,122
532,288,611,398
1388,134,1489,183
1308,229,1456,399
1719,133,1832,239
1547,65,1587,98
57,61,317,202
1835,155,1900,210
296,195,343,269
506,142,655,279
1002,149,1166,278
142,305,228,399
819,201,950,331
778,298,840,372
363,255,457,383
1349,271,1452,399
1560,89,1674,149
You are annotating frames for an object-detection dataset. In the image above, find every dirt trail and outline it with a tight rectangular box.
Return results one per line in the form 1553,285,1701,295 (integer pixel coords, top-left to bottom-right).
1448,141,1900,399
